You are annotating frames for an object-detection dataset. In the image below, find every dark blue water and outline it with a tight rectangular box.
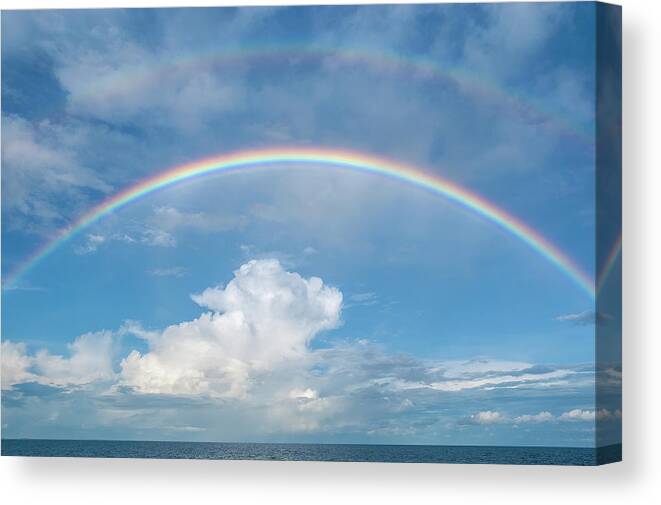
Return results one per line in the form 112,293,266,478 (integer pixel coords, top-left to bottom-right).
1,439,621,465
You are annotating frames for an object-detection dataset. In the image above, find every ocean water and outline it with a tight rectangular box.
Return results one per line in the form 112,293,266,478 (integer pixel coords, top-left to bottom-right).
1,439,621,465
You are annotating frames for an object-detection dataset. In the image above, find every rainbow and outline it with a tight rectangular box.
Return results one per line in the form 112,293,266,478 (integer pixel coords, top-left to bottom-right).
596,235,622,294
79,45,592,145
4,147,596,299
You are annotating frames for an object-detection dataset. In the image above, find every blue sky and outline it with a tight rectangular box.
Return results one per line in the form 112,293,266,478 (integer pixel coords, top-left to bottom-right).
1,3,621,447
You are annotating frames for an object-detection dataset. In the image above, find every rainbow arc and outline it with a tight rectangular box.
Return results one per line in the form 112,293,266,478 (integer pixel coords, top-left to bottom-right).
5,148,596,299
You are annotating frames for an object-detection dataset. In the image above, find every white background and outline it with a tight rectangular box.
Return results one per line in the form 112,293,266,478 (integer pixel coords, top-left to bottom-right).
0,0,659,503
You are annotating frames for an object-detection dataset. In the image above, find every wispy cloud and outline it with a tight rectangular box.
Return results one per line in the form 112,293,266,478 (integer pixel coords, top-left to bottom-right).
148,267,187,278
344,291,379,309
555,310,615,325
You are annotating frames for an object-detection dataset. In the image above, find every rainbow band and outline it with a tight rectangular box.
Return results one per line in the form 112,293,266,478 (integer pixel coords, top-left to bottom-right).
4,147,595,299
596,235,622,294
81,45,592,145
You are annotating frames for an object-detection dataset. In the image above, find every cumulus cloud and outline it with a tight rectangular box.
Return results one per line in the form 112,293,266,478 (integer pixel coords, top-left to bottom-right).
1,341,37,389
558,408,621,422
1,332,115,390
2,260,605,439
33,331,116,387
459,410,507,425
460,409,622,427
119,259,342,397
514,411,554,424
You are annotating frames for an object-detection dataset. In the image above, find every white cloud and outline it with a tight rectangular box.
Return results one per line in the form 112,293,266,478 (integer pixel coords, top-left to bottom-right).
558,409,595,422
464,408,620,426
555,310,596,325
555,310,615,325
469,411,507,425
74,233,107,255
74,205,247,255
558,408,622,422
1,341,36,389
2,333,115,390
33,331,115,387
2,258,604,438
439,359,532,377
514,411,554,424
139,228,176,247
74,227,176,254
345,292,378,308
52,29,244,131
288,388,319,401
392,368,574,393
119,259,342,397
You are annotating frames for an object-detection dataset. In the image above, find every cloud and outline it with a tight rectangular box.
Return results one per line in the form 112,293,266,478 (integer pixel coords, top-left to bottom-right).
119,259,343,397
74,234,107,255
73,205,246,255
439,359,532,377
514,411,554,424
149,267,187,278
555,310,615,326
51,25,245,131
1,341,37,389
555,310,595,324
288,388,319,401
150,206,248,233
139,228,176,247
1,332,115,390
2,259,602,440
1,283,46,292
390,365,576,393
558,408,622,422
460,410,507,425
74,227,176,254
559,409,594,422
472,410,507,424
461,3,567,80
345,292,379,309
32,331,116,387
461,408,621,427
1,115,112,231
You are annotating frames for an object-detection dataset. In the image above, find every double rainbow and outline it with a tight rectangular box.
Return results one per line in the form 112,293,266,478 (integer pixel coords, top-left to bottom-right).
4,147,595,299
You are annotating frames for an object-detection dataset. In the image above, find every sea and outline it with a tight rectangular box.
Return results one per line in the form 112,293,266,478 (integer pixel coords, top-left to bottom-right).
1,439,621,465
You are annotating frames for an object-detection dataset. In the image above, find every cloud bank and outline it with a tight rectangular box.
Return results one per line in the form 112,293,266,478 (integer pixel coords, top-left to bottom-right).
1,259,614,443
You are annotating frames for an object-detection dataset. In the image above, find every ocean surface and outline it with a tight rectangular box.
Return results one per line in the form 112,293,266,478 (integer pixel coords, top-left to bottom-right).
1,439,621,465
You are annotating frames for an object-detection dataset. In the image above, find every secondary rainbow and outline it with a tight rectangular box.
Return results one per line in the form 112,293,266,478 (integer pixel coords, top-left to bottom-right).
79,45,592,145
4,147,595,299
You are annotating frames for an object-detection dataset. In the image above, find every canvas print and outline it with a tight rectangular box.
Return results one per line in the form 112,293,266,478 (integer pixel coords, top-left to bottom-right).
1,2,621,465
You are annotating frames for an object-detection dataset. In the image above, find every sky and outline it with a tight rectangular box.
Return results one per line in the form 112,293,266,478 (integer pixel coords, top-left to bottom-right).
1,3,621,447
